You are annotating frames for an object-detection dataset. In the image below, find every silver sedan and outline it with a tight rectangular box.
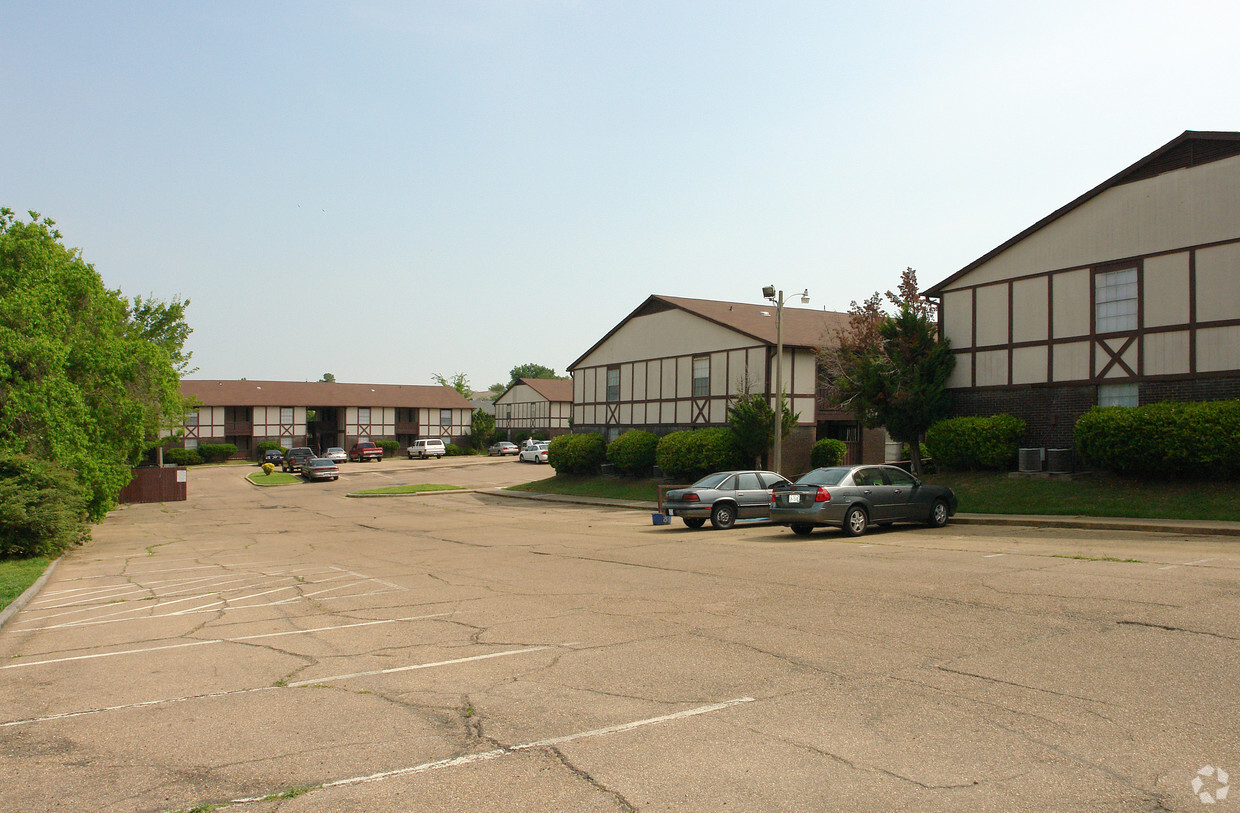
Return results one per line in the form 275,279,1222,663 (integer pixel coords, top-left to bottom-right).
770,464,957,537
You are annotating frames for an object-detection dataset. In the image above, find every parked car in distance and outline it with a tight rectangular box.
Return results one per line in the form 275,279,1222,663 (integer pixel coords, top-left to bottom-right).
769,464,957,537
663,470,791,530
488,441,518,456
518,442,549,464
301,457,339,481
349,441,383,462
261,449,285,466
324,447,348,464
408,438,447,459
281,447,315,473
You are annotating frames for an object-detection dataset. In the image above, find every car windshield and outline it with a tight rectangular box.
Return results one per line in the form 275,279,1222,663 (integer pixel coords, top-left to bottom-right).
796,467,849,486
691,472,732,489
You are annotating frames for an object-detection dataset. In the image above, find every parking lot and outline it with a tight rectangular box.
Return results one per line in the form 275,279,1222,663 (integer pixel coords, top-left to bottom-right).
2,457,1239,812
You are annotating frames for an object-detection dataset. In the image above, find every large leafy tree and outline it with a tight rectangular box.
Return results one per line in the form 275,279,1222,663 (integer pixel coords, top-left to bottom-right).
819,268,954,476
0,208,193,519
469,408,496,449
507,362,566,386
433,372,472,400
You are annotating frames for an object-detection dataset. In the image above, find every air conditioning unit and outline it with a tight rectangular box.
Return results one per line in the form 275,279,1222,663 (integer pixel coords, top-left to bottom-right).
1046,448,1074,474
1018,448,1045,473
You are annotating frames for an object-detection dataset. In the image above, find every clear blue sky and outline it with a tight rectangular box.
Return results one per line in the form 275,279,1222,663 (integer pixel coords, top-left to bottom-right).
4,1,1236,389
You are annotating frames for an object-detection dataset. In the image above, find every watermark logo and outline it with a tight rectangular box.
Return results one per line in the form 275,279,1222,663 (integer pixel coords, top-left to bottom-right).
1193,766,1230,804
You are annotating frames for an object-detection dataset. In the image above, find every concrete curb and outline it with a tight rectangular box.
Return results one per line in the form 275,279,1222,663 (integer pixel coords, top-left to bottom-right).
0,556,60,632
346,488,477,499
483,489,1240,537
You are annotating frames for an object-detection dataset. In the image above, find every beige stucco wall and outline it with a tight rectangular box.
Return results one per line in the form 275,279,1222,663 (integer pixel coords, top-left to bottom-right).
575,308,755,367
1199,325,1240,372
1051,268,1090,339
974,284,1008,347
1196,241,1240,323
1143,251,1191,327
938,154,1240,291
941,289,972,349
1144,331,1190,376
1011,277,1048,342
1053,342,1090,382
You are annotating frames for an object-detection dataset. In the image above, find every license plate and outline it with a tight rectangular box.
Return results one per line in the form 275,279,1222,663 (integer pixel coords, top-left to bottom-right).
666,509,675,516
787,494,801,504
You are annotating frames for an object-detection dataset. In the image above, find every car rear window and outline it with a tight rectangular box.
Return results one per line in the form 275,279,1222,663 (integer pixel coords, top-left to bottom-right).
691,472,731,489
796,467,849,486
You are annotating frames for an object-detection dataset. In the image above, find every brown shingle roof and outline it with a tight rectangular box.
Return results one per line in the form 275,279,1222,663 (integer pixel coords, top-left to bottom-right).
568,294,850,371
519,378,573,402
181,380,475,409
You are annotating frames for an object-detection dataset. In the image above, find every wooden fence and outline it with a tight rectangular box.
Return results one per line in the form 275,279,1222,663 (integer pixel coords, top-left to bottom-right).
118,466,187,504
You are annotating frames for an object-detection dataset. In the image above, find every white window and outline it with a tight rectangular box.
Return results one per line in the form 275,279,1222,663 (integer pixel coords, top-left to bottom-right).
607,368,620,402
440,409,451,425
1098,382,1138,407
184,437,198,449
1095,267,1137,333
692,357,710,398
185,410,199,426
280,406,293,424
358,407,370,425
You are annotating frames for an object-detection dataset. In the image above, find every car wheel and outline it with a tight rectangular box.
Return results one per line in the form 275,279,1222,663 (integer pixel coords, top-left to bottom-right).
683,517,706,529
790,524,814,536
843,506,868,537
710,503,736,530
928,499,949,528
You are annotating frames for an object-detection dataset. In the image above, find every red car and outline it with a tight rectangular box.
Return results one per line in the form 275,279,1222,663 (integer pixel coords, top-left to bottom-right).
348,441,383,462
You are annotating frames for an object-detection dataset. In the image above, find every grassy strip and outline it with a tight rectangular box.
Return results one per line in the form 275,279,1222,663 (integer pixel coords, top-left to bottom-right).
0,557,50,612
246,472,301,486
508,471,1240,521
923,471,1240,521
351,484,463,495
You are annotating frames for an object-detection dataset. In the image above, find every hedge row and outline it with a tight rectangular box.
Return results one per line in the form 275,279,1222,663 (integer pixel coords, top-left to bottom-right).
924,415,1026,470
548,433,607,474
0,455,90,559
1075,400,1240,477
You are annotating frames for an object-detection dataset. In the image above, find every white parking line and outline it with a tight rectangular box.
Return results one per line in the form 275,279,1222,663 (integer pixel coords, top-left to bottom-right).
0,614,452,670
983,553,1006,558
224,697,755,799
1159,557,1220,571
0,645,549,729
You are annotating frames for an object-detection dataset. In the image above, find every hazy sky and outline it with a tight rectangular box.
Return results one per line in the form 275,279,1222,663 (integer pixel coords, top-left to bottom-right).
4,1,1237,389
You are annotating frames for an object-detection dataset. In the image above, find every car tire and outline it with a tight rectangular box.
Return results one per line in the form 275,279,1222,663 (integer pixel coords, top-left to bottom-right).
928,499,950,528
790,524,814,536
843,506,868,537
710,503,736,530
683,517,706,529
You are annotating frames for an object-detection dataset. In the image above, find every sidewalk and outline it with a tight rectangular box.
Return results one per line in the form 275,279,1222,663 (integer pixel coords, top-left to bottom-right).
484,489,1240,537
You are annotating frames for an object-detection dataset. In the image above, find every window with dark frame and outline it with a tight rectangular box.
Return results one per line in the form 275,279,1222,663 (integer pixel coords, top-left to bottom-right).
692,356,710,398
1095,267,1138,333
606,368,620,402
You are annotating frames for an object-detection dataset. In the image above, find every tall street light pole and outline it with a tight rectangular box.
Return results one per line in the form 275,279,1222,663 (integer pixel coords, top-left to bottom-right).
763,285,809,474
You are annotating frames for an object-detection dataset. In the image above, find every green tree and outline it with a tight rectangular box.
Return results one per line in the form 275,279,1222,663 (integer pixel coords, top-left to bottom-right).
319,372,336,383
469,408,495,449
485,382,506,400
0,208,192,520
819,268,954,476
433,372,472,400
727,380,797,468
507,363,566,386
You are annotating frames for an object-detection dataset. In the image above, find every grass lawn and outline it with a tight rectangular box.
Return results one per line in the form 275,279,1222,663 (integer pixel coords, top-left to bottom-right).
350,484,463,496
247,471,301,486
1,557,50,612
509,471,1240,521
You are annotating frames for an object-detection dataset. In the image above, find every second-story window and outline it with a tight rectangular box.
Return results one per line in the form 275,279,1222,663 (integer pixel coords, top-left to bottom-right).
692,356,710,397
358,407,370,425
440,409,452,425
280,406,293,424
606,368,620,402
1095,267,1137,333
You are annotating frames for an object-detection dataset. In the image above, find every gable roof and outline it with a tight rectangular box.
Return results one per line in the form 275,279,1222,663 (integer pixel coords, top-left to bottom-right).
568,294,850,371
181,380,474,409
924,130,1240,297
495,377,574,404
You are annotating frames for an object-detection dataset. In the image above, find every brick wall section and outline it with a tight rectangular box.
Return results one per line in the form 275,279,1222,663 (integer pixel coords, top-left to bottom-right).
950,377,1240,449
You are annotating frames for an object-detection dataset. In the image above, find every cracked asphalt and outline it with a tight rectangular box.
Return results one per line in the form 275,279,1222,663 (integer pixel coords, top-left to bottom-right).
2,456,1239,812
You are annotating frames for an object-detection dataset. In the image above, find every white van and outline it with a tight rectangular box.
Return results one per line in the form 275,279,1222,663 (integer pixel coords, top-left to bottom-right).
407,438,447,459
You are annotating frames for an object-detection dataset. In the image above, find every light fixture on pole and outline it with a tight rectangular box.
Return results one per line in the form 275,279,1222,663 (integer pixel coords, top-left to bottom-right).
763,285,809,474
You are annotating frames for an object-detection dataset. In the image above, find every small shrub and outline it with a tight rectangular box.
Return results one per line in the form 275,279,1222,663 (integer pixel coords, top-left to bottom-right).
1075,400,1240,477
0,455,90,559
444,443,467,456
255,440,283,456
548,433,606,475
924,415,1025,470
198,443,238,463
606,430,659,476
655,428,742,481
164,448,202,466
262,462,275,476
376,440,401,456
811,438,848,468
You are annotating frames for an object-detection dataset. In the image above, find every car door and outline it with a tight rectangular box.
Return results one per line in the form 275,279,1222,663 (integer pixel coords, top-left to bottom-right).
881,467,922,521
733,472,769,518
852,467,897,521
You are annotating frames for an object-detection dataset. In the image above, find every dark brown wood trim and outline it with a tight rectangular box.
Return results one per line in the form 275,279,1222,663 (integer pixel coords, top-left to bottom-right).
1189,249,1198,374
949,367,1240,392
970,289,977,388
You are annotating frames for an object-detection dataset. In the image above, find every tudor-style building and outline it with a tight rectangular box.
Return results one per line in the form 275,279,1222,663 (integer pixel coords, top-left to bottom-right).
924,131,1240,450
567,294,888,474
494,377,573,439
176,380,475,456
